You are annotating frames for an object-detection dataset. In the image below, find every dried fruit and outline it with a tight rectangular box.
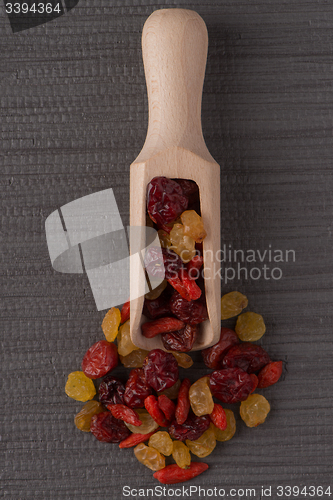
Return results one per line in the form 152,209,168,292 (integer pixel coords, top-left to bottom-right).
158,230,172,249
201,327,240,369
101,307,121,342
250,373,259,393
148,431,173,456
171,351,193,369
143,349,179,392
147,176,188,231
143,295,171,320
175,378,191,425
189,378,214,416
142,317,185,339
98,375,125,406
170,223,196,263
179,269,202,301
119,430,158,449
144,395,169,427
119,349,149,368
90,411,131,443
107,404,142,427
210,367,253,404
209,403,227,431
186,255,203,279
235,312,266,341
257,361,283,388
180,210,207,243
222,343,271,374
145,279,167,300
158,378,181,400
134,443,166,471
212,409,236,442
240,394,271,427
170,292,208,324
186,424,216,457
158,395,176,422
168,413,210,442
172,441,191,469
161,324,198,352
74,401,104,432
121,300,130,323
123,368,153,409
153,462,209,484
175,179,199,203
144,247,183,280
65,371,96,402
221,291,248,320
82,340,118,379
117,320,138,357
125,409,159,434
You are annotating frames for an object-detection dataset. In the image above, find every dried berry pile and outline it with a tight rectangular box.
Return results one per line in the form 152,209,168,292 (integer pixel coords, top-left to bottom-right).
65,291,284,484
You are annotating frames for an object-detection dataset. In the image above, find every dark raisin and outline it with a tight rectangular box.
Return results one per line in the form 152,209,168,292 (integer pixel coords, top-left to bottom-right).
143,349,179,392
210,368,253,404
201,327,240,369
147,176,188,230
161,324,198,352
98,375,125,406
170,292,208,324
168,413,210,441
123,368,153,409
222,343,271,373
144,247,183,281
143,295,172,320
90,411,131,443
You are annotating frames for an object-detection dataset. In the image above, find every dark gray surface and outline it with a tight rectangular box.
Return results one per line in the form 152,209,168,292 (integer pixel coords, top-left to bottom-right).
1,1,332,499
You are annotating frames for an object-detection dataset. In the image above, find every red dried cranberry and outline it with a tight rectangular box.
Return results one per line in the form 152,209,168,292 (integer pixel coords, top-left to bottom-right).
143,295,172,320
82,340,118,379
161,324,198,352
144,247,183,280
123,368,153,409
147,176,188,230
210,368,253,404
257,361,283,388
201,327,240,369
98,375,125,406
170,292,208,324
168,413,210,441
90,411,131,443
222,343,271,374
143,349,179,392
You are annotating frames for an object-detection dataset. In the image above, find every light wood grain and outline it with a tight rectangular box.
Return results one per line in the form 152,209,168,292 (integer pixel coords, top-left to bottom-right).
130,9,221,351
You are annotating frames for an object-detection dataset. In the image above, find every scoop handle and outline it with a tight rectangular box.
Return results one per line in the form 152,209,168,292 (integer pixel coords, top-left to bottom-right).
139,9,212,161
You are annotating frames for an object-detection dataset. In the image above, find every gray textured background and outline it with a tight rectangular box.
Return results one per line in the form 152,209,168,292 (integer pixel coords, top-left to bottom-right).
1,1,332,499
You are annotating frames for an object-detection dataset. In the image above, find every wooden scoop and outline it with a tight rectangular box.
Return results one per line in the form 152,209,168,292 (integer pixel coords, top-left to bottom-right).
130,8,221,351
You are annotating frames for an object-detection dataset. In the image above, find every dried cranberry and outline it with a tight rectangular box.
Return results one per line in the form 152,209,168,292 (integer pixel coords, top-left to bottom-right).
170,292,208,324
143,349,179,392
161,324,198,352
144,247,183,280
82,340,118,379
201,328,240,369
186,255,203,279
143,295,171,320
174,179,198,199
257,361,283,388
222,343,271,374
90,411,131,443
98,375,125,406
147,176,188,230
123,368,153,409
210,368,253,404
168,413,210,441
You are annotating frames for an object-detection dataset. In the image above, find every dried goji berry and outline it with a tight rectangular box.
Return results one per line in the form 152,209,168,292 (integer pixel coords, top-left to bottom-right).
158,395,176,422
144,395,169,427
121,299,130,323
119,430,158,449
250,373,259,393
90,411,130,443
180,268,202,301
222,343,271,374
107,404,142,427
175,378,191,425
167,274,191,300
123,368,153,408
257,361,283,388
153,462,209,484
81,340,118,379
201,327,240,370
209,403,227,431
142,317,185,339
143,349,179,392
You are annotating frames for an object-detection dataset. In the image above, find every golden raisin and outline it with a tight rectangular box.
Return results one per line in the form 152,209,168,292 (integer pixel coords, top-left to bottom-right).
172,440,191,469
221,291,248,320
240,394,270,427
212,409,236,442
134,443,165,471
119,348,149,368
169,223,196,263
117,320,139,356
65,371,96,402
235,312,266,341
171,352,194,369
157,378,181,400
186,424,216,458
158,230,172,249
180,210,207,243
101,307,121,342
189,378,214,416
148,431,173,456
74,401,104,432
145,280,167,300
125,409,159,434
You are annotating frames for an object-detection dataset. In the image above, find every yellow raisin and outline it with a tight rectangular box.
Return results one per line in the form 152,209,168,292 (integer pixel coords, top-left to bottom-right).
65,371,96,402
235,312,266,341
101,307,121,342
134,443,165,471
240,394,270,427
171,352,194,369
119,349,149,368
158,230,172,249
212,409,236,442
145,280,167,300
148,431,173,456
189,378,214,416
180,210,207,243
117,320,139,356
157,378,181,400
172,441,191,469
74,401,104,432
221,291,248,320
186,425,216,458
169,223,196,263
125,409,159,434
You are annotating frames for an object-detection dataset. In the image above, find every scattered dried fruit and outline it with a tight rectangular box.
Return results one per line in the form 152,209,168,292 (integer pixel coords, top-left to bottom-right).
161,324,198,352
235,312,266,341
119,430,158,449
209,403,227,431
65,371,96,402
144,395,170,427
143,349,179,392
102,307,121,342
212,409,236,441
117,320,138,357
134,443,166,471
180,210,207,243
175,378,191,425
157,395,176,422
171,351,193,369
202,327,240,369
221,291,248,320
125,409,159,434
153,462,209,484
172,440,191,469
74,401,104,432
119,349,149,368
148,431,173,456
107,404,142,427
189,377,214,416
169,413,211,442
142,317,185,339
210,367,253,404
123,368,153,409
98,375,125,406
120,300,130,324
222,343,271,374
186,424,216,457
170,292,208,324
257,361,283,388
82,340,118,379
90,411,131,443
240,394,271,427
